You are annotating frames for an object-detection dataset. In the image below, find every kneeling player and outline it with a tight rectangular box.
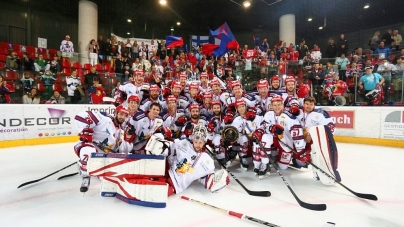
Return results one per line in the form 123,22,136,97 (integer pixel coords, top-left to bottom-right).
86,125,230,208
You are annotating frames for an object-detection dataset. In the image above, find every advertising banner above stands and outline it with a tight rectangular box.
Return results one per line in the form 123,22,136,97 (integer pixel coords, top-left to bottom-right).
1,105,404,148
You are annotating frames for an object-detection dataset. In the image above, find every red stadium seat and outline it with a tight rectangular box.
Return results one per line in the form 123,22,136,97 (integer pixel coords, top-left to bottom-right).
26,46,35,53
14,50,23,57
4,71,18,81
100,77,109,86
0,42,10,49
103,64,111,72
0,54,6,62
0,48,9,55
55,75,63,83
53,83,64,93
79,75,85,85
62,61,71,68
48,49,58,56
107,72,116,78
62,67,72,75
95,64,103,72
72,62,82,69
12,44,22,51
0,62,4,70
77,69,84,77
37,48,47,54
6,81,16,92
36,83,45,93
83,63,92,70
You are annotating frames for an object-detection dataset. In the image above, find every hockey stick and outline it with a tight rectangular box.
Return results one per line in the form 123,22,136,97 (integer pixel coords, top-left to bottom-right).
181,196,281,227
205,145,271,197
276,138,378,201
57,172,79,180
17,161,77,188
255,138,326,211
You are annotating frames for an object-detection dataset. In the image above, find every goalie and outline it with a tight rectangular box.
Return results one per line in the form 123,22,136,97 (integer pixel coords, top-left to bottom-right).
86,125,230,208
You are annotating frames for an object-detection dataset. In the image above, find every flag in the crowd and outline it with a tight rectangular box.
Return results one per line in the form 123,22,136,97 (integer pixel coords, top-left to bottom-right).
166,36,184,48
191,35,209,47
253,36,268,51
203,22,239,57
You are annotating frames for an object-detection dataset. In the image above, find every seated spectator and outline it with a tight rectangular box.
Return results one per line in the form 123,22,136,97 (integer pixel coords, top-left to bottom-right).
46,90,65,104
0,75,13,104
34,54,50,73
22,88,41,104
38,70,56,98
84,66,100,89
6,52,20,70
374,41,391,60
21,72,35,94
66,70,83,104
49,55,61,74
20,52,35,72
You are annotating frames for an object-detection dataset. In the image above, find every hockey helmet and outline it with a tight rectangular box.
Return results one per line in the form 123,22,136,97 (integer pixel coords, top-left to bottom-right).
256,79,269,88
271,94,283,103
297,84,310,98
200,72,208,78
188,103,200,110
149,84,160,91
203,92,213,99
270,75,280,82
189,82,199,90
231,80,242,89
166,95,177,103
235,99,247,108
211,100,222,107
284,76,296,84
192,125,207,142
127,95,140,104
209,79,221,87
115,105,130,115
171,81,182,89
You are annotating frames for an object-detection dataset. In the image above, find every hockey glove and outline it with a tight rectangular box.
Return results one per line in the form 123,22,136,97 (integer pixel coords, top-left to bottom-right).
289,103,300,116
155,126,173,141
253,128,264,142
79,128,94,142
124,125,136,143
162,87,171,99
223,112,234,125
293,149,311,163
269,124,284,135
201,169,230,193
246,107,257,121
207,118,217,133
175,115,188,127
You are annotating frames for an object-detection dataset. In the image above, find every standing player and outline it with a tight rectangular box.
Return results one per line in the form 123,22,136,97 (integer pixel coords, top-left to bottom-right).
269,75,286,93
160,95,186,139
73,106,133,192
139,84,163,111
181,104,208,138
115,70,150,106
253,95,307,171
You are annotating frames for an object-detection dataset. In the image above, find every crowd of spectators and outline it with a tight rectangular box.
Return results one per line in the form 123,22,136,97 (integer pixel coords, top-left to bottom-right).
0,28,403,106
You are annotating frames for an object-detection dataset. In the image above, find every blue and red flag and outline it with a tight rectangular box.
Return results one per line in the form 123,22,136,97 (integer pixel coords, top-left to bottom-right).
166,36,184,48
203,22,239,57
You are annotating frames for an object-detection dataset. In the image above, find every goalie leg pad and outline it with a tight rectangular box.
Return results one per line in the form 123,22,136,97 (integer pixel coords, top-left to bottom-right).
103,177,168,208
87,153,166,178
309,125,341,186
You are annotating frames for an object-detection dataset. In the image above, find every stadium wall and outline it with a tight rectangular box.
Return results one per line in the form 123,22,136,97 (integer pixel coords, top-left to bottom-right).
0,105,403,149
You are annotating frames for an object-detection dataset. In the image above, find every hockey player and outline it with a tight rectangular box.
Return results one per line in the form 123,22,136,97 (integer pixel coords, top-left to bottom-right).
73,105,133,192
185,82,202,105
269,75,286,93
127,102,165,154
294,96,339,185
160,95,186,139
207,100,227,165
253,95,307,171
181,103,208,138
210,79,224,101
231,99,263,172
200,92,214,117
115,70,150,106
256,79,279,114
86,125,230,207
281,76,297,101
220,80,259,111
139,84,163,111
126,95,141,118
199,72,211,93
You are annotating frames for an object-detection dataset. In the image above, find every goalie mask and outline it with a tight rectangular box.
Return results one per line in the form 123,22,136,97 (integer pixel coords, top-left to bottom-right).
192,125,207,143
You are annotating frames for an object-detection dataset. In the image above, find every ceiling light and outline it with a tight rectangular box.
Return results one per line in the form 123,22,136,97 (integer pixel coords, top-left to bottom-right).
170,27,174,31
159,0,167,5
176,22,181,26
243,0,251,7
127,32,131,35
308,18,312,22
127,19,131,22
319,27,323,30
364,4,369,9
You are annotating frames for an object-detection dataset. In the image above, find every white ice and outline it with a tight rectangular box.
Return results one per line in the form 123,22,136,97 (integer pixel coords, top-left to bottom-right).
0,142,403,227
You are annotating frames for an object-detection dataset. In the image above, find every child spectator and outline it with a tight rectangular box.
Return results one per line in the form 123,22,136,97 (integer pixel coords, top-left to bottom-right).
21,72,35,94
38,70,56,98
87,77,106,104
34,54,50,73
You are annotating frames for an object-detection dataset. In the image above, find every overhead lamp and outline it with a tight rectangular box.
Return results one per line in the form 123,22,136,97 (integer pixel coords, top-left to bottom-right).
176,22,181,26
127,19,131,22
127,32,130,35
319,27,323,30
364,4,369,9
308,18,312,22
159,0,167,5
243,0,251,7
170,27,174,31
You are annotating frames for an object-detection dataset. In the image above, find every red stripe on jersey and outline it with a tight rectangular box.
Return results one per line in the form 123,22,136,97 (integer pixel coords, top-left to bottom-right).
75,115,89,125
86,111,99,125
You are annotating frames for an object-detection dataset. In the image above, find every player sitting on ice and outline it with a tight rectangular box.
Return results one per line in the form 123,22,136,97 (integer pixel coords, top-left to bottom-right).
86,125,230,208
73,105,134,192
160,95,186,139
293,96,340,185
253,95,307,171
127,102,169,154
228,99,261,171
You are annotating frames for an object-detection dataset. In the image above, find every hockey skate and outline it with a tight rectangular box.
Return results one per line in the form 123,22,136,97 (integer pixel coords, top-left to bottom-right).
240,156,250,171
258,163,270,180
80,177,91,193
253,168,259,176
288,158,309,171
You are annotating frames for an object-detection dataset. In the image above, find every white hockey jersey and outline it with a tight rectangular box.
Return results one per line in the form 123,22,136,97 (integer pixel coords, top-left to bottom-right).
296,108,336,134
139,96,165,112
74,111,133,153
220,92,259,109
160,108,186,137
231,115,263,136
128,111,164,145
168,138,215,193
117,82,150,106
66,76,81,96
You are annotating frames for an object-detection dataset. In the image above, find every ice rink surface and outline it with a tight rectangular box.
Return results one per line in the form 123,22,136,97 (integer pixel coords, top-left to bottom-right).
1,142,403,227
